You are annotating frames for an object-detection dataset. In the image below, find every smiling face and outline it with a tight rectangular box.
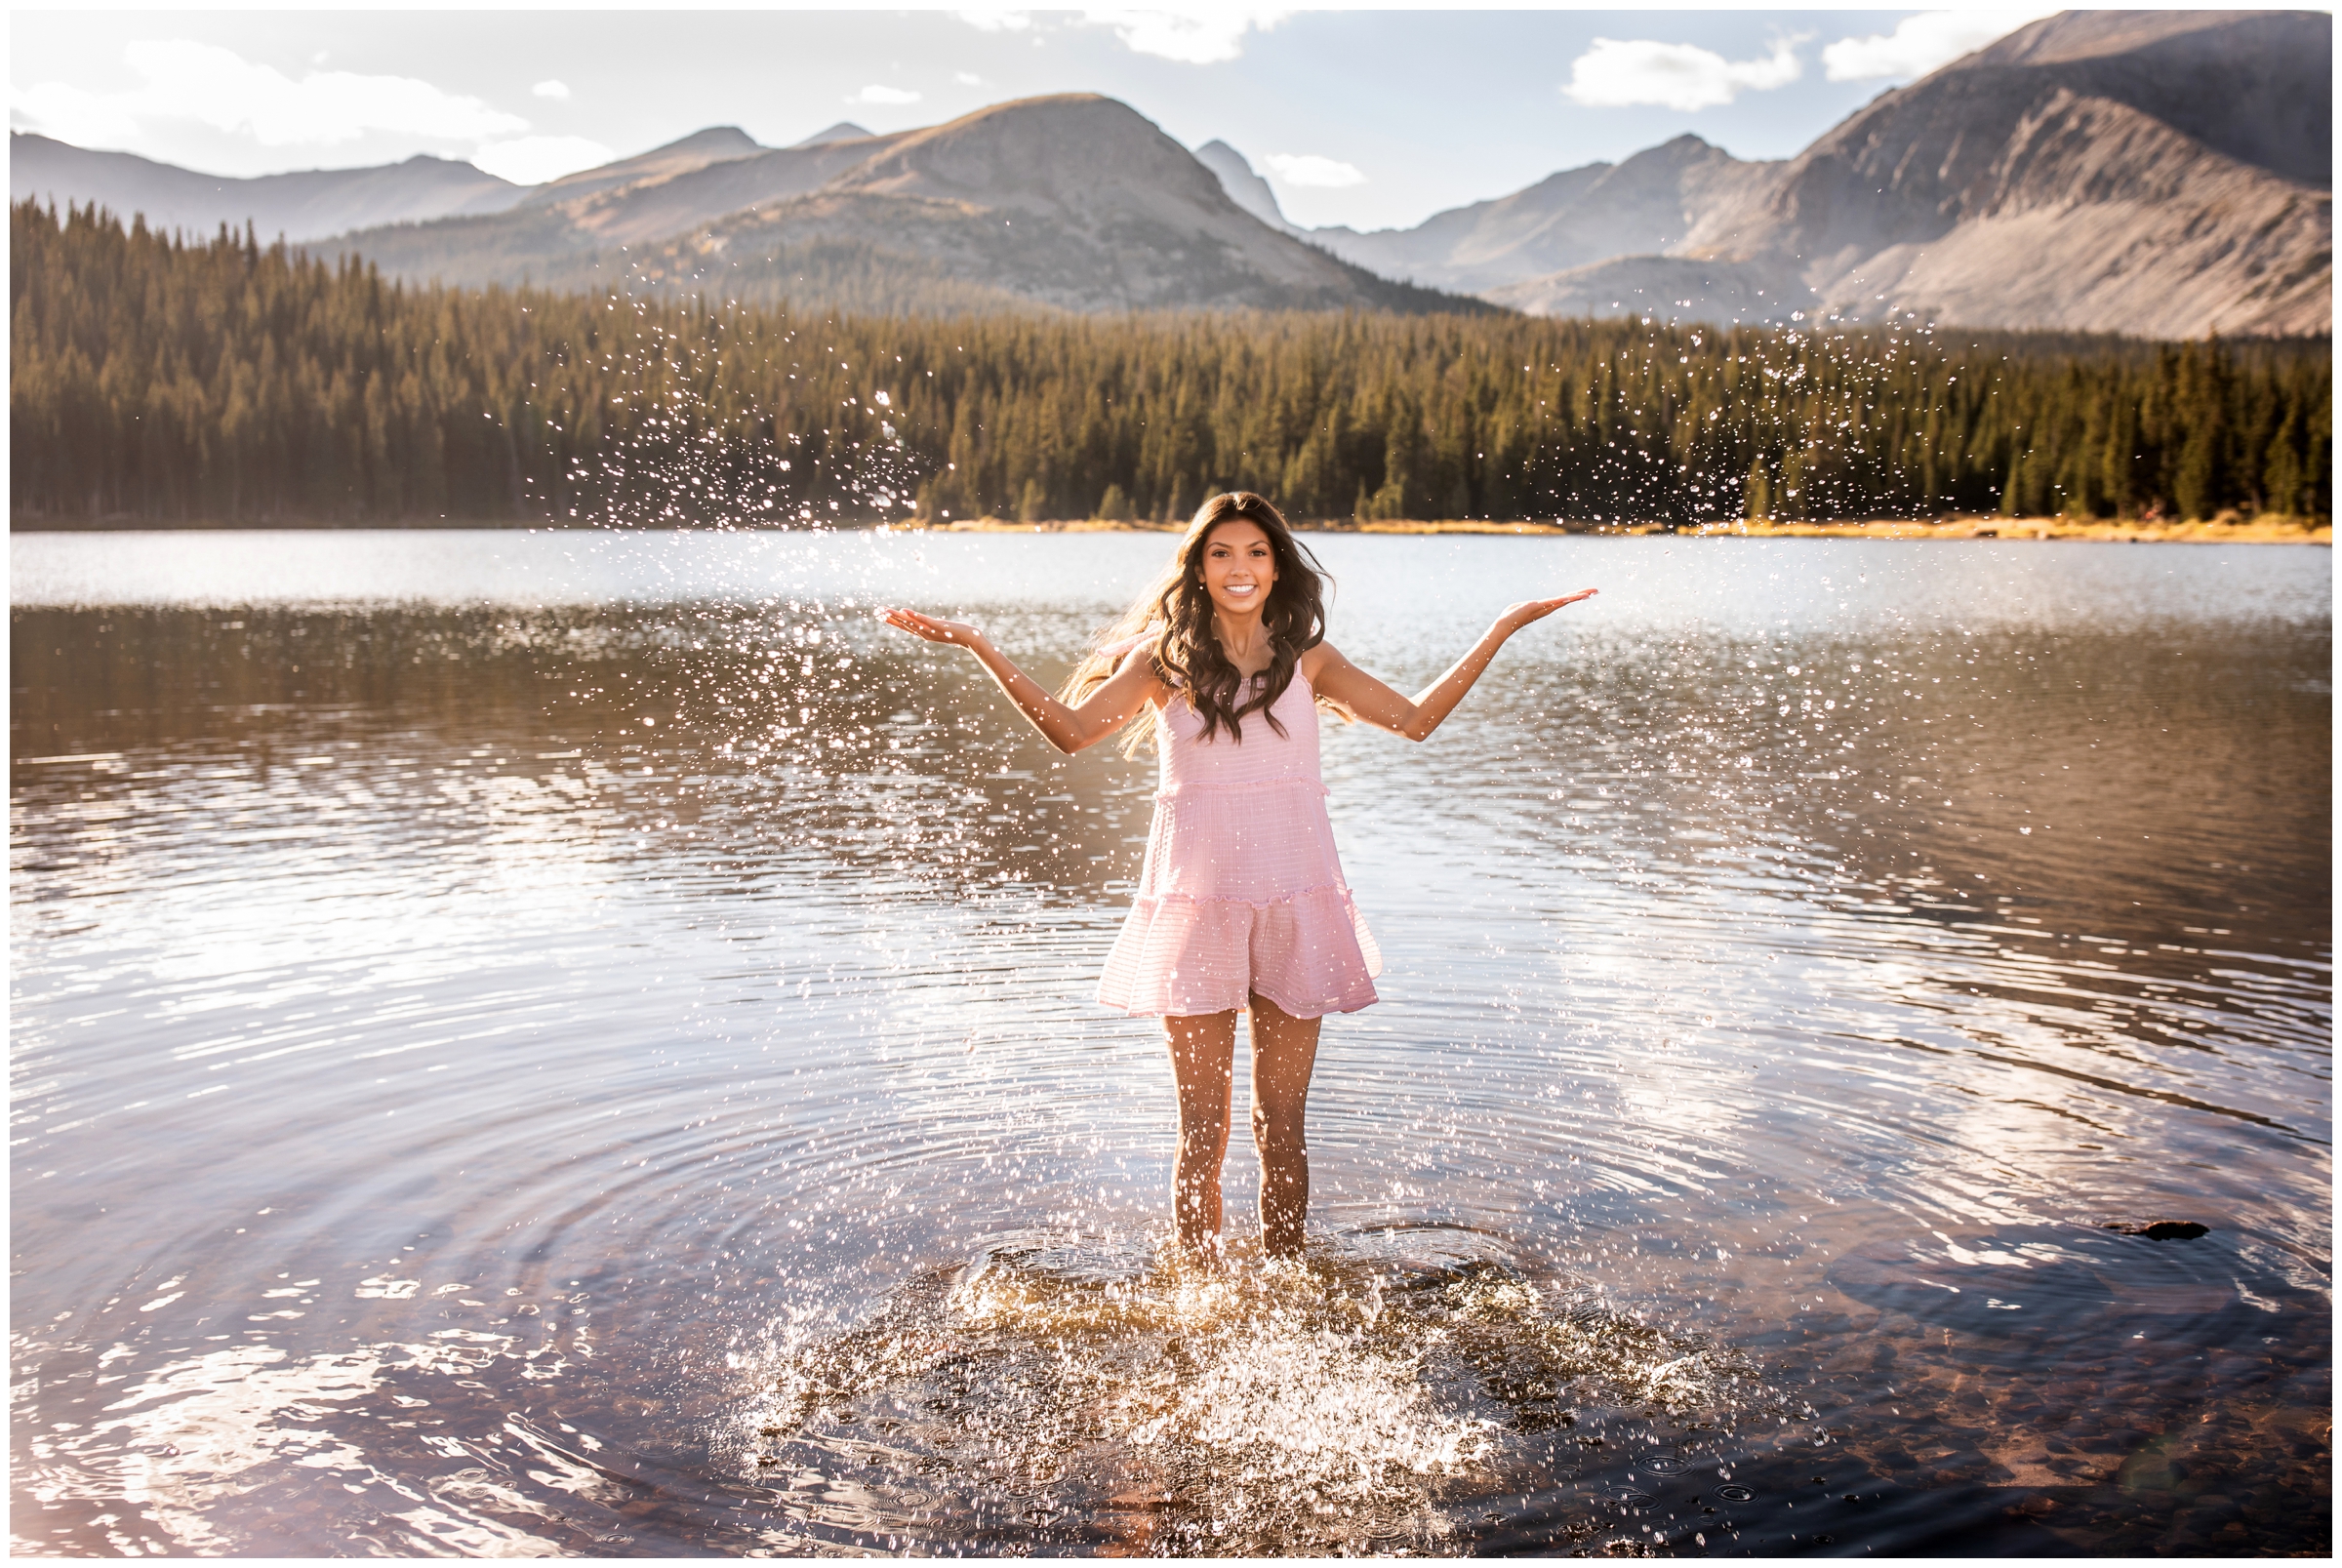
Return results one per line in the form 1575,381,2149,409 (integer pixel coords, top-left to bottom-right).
1198,519,1277,621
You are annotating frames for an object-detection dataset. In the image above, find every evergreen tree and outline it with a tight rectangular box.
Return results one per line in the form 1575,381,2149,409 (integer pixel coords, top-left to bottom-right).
12,200,2330,529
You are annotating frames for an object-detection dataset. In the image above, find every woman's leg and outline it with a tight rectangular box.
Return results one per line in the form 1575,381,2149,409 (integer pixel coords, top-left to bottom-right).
1164,1010,1237,1255
1247,993,1323,1259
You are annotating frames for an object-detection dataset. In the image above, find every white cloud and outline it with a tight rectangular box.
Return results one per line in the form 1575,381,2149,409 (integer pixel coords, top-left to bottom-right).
182,39,513,143
12,39,529,150
1264,151,1364,188
848,85,923,105
1083,9,1291,64
531,79,571,101
953,70,986,86
955,8,1284,63
1822,9,2059,83
11,81,142,146
472,135,612,185
1562,36,1803,112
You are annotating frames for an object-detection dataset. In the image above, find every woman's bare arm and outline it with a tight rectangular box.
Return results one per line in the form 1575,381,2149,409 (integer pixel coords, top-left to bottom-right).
1304,589,1595,743
876,607,1161,754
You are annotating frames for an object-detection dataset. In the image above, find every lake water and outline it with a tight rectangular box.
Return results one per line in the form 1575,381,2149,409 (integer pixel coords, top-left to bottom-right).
11,529,2330,1556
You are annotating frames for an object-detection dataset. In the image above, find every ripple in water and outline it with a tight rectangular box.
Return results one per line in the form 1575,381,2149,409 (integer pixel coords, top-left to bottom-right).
10,531,2331,1555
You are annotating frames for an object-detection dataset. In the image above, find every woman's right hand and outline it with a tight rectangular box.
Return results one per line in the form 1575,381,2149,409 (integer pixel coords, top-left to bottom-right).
876,605,1152,755
1495,588,1598,634
876,607,983,647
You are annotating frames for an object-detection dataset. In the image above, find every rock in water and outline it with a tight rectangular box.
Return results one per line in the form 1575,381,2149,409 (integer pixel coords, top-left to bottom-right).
2103,1220,2211,1241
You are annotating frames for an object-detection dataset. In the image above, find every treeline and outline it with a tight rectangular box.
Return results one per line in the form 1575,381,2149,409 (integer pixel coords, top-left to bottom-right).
12,201,2331,528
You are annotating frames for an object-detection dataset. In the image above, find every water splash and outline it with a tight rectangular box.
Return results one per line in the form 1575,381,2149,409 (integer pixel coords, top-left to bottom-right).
727,1229,1786,1553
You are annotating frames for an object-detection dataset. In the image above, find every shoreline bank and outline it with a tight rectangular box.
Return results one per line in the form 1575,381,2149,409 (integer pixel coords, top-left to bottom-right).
13,515,2328,543
911,514,2332,544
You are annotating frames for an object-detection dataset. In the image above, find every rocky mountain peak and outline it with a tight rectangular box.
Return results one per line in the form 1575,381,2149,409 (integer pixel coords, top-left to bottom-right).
658,126,764,157
1500,8,2332,336
831,94,1229,220
1889,7,2331,188
521,124,769,209
1972,8,2285,67
794,122,874,148
1193,140,1294,233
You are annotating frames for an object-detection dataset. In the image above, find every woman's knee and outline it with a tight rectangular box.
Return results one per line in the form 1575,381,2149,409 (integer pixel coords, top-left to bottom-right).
1177,1103,1232,1152
1179,1116,1230,1150
1250,1097,1307,1149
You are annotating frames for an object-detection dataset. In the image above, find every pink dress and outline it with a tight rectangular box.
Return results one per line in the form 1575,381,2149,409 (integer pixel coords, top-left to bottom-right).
1097,668,1382,1019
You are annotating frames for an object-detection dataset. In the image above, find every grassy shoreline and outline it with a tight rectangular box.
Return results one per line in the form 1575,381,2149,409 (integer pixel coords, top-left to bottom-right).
913,514,2332,544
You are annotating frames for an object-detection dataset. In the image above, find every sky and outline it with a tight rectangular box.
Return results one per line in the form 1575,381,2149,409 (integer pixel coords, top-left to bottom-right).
11,5,2071,232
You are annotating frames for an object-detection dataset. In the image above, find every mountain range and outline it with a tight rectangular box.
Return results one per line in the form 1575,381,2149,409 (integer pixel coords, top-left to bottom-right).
12,8,2328,336
21,96,1459,316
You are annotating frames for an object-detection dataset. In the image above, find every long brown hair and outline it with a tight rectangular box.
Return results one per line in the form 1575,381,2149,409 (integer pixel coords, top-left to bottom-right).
1060,492,1331,751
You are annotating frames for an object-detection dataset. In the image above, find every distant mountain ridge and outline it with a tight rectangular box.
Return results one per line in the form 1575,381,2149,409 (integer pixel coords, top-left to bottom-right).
513,125,766,210
1290,7,2329,336
1309,134,1775,296
330,95,1470,315
10,132,526,243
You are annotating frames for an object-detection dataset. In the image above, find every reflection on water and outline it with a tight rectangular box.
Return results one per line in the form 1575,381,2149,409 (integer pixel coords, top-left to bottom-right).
11,531,2331,1555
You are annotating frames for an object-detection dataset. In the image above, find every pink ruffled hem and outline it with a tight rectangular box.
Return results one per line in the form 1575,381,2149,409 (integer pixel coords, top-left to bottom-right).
1096,885,1383,1020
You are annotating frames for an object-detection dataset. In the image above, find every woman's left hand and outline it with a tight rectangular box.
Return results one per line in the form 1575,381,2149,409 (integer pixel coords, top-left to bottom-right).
1497,588,1598,632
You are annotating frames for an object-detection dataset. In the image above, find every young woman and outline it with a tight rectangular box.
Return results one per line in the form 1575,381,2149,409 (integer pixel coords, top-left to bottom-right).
878,492,1595,1261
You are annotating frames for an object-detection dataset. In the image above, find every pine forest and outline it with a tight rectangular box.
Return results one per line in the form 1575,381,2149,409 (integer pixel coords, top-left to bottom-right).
12,202,2332,530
